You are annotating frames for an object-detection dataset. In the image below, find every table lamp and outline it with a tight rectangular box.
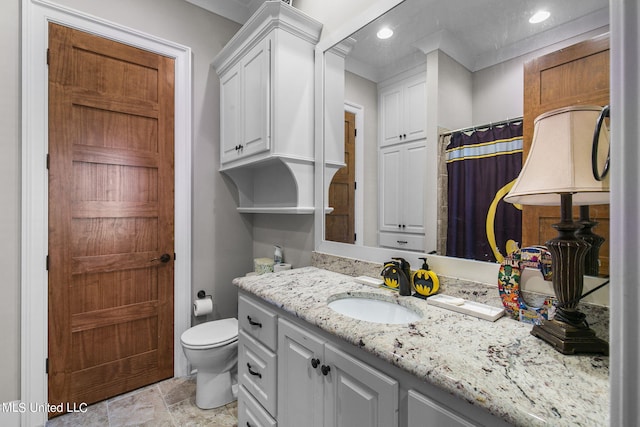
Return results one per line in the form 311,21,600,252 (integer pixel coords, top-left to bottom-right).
504,105,609,355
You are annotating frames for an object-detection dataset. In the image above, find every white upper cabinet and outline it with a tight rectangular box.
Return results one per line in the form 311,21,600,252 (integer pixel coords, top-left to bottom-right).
213,1,322,213
379,72,427,147
220,36,271,164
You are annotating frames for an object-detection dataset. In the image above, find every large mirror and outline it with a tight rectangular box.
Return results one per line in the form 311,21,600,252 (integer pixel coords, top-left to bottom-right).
320,0,610,271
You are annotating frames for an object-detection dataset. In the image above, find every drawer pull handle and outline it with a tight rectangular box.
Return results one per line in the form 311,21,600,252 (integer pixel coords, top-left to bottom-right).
397,240,408,244
311,358,320,368
247,363,262,378
321,364,331,376
247,316,262,328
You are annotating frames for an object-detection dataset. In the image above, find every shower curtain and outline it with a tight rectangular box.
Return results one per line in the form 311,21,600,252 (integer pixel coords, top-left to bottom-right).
445,122,523,263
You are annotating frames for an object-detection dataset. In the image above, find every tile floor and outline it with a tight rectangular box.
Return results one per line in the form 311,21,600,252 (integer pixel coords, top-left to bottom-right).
45,376,238,427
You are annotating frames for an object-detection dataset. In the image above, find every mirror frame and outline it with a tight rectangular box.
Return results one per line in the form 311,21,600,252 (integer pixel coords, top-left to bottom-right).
313,0,500,284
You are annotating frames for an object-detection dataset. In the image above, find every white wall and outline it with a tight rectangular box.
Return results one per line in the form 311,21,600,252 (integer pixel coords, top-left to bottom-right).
345,71,378,247
0,0,21,404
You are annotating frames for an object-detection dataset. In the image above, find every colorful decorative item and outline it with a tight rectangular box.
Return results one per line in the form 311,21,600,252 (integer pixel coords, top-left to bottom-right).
498,246,555,325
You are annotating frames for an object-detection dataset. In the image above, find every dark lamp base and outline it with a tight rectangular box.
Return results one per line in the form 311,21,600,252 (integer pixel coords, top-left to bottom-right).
531,319,609,355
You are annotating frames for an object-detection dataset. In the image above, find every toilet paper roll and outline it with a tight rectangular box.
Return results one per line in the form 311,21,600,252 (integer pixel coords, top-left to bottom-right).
193,298,213,316
273,263,292,272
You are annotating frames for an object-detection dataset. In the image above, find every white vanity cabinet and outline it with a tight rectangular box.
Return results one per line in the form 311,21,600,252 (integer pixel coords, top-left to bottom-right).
212,1,322,213
237,294,279,426
379,73,427,148
238,290,499,427
278,318,398,427
408,390,476,427
378,140,426,251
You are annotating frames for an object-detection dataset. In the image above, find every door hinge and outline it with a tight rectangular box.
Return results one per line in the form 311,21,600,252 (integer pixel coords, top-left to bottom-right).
354,181,357,190
45,358,49,374
354,233,357,241
354,128,357,137
46,48,50,66
174,253,177,261
46,255,49,271
46,154,50,170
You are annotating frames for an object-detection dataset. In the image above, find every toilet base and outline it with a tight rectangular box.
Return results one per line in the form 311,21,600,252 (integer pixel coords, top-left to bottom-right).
195,370,236,409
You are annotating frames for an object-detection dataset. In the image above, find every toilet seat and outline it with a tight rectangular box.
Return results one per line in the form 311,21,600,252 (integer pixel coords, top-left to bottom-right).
181,318,238,350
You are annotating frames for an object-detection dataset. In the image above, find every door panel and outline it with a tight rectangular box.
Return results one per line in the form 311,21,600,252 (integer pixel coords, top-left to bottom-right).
523,36,609,275
48,23,175,412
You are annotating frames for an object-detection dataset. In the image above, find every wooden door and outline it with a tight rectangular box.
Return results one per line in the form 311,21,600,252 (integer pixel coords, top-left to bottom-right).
326,111,356,243
523,35,610,275
48,23,175,412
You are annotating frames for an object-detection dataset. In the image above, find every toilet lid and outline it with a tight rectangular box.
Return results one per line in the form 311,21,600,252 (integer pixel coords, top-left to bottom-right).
181,318,238,348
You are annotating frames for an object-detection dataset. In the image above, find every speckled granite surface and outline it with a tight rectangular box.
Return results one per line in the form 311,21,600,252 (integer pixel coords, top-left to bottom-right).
233,266,609,427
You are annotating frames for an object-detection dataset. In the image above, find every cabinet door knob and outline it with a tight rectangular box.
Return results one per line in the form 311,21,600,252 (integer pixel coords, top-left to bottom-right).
311,358,320,368
247,362,262,378
247,316,262,328
321,365,331,376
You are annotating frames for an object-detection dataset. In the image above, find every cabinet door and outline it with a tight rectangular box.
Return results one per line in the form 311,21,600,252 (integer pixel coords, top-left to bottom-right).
278,318,325,427
379,145,403,233
402,76,427,142
241,36,271,158
402,141,426,234
220,63,241,164
323,343,398,427
407,390,477,427
379,86,403,147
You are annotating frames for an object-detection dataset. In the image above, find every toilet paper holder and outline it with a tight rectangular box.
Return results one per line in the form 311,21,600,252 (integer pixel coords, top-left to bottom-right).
197,290,211,299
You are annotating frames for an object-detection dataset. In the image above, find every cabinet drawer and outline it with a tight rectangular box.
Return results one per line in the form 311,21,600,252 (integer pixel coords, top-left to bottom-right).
239,294,278,351
238,384,277,427
379,232,425,251
239,329,277,416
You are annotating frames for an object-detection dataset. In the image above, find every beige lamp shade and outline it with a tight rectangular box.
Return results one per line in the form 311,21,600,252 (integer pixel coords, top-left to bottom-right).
504,105,610,206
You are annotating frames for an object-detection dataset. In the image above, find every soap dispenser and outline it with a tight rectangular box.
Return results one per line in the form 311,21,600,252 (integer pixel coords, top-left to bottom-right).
381,258,412,296
412,257,440,298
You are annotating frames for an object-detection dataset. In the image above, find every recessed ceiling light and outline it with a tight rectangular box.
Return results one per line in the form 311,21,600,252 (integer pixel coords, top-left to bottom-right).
529,10,551,24
377,27,394,40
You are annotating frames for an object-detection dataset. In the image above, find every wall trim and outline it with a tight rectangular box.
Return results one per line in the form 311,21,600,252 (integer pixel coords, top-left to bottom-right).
21,1,192,425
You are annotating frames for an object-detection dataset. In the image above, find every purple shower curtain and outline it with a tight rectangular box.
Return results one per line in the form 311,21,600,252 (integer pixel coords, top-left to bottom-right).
446,122,523,262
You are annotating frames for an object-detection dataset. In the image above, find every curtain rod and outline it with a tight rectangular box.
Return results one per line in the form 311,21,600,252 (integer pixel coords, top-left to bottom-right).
439,116,523,137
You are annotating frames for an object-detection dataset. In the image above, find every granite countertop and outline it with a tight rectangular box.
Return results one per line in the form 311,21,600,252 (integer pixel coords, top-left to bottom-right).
233,266,609,427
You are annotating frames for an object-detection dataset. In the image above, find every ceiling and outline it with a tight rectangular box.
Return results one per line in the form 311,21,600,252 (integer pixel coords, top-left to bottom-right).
183,0,266,24
347,0,609,78
185,0,609,77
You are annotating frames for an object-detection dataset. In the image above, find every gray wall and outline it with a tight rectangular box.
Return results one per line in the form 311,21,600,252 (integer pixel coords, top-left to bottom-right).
0,0,21,404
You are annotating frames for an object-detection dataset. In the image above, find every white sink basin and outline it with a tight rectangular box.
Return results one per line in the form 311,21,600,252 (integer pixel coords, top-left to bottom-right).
327,296,422,324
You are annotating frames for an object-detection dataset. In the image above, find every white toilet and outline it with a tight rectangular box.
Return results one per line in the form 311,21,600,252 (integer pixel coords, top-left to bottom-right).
180,317,239,409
